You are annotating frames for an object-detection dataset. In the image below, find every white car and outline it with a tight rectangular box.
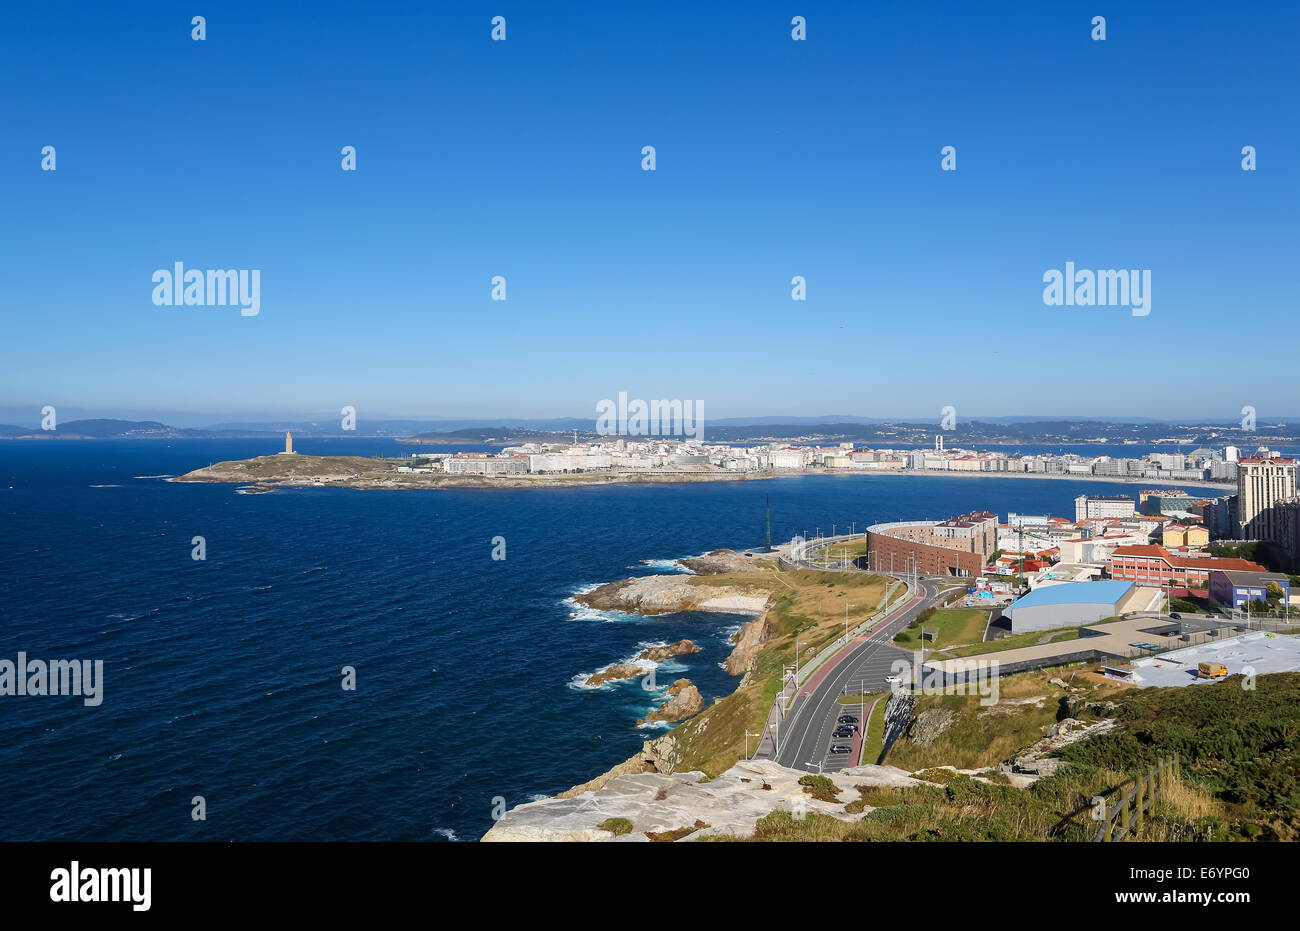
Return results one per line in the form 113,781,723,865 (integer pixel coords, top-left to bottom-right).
884,674,903,685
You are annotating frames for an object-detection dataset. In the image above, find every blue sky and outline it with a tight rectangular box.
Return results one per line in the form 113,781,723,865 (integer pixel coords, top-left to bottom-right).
2,1,1297,424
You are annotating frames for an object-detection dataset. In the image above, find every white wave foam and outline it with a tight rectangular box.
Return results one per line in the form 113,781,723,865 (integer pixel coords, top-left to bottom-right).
638,558,694,575
636,719,674,731
567,655,658,692
562,593,642,624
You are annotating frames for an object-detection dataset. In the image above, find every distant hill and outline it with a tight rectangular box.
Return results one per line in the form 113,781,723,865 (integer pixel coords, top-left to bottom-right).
2,414,1300,445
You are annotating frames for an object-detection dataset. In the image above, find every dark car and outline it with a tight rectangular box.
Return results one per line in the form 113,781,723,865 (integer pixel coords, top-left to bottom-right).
833,725,856,738
837,714,859,724
829,744,853,754
1169,612,1182,619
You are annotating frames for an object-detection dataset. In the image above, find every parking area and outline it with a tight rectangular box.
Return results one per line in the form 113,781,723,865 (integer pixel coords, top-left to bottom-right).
819,701,862,772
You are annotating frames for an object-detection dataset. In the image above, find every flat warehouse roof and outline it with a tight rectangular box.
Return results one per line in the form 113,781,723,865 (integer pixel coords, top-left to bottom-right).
1126,632,1300,688
1008,580,1133,610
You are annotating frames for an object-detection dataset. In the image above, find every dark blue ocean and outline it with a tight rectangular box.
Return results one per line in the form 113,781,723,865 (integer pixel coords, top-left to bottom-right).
0,438,1218,841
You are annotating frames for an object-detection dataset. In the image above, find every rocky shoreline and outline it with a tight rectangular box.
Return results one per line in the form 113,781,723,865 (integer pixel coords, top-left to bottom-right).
549,552,778,804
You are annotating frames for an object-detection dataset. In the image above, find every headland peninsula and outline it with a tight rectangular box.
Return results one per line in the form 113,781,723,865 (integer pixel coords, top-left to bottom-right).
168,453,1233,494
169,453,773,491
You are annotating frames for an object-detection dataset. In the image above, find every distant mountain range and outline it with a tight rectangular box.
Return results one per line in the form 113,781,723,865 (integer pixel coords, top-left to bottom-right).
4,416,1300,447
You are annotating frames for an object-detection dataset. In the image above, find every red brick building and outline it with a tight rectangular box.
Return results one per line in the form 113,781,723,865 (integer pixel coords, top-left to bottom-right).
1107,544,1264,589
864,518,989,578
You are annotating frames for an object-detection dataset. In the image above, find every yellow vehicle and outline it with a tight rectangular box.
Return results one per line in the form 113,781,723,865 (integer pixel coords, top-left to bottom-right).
1198,662,1228,679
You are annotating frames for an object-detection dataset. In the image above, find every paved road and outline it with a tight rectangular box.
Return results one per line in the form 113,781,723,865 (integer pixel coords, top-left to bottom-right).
776,578,945,772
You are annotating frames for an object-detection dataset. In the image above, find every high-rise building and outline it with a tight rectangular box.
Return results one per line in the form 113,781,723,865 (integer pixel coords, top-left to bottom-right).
1236,457,1297,541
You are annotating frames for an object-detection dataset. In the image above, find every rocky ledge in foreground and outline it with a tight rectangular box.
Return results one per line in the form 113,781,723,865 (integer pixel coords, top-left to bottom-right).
481,759,935,842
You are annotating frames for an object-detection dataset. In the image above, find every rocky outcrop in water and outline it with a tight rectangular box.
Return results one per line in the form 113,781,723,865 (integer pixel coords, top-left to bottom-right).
638,680,703,726
585,663,651,688
583,641,702,687
678,549,766,575
576,575,769,616
636,640,701,662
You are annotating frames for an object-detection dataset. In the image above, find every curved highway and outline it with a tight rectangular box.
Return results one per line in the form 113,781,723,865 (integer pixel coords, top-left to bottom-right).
775,578,945,772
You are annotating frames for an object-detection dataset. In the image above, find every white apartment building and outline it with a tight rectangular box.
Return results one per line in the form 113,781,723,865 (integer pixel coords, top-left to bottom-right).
770,447,808,470
527,452,613,473
1237,457,1298,541
1074,494,1136,522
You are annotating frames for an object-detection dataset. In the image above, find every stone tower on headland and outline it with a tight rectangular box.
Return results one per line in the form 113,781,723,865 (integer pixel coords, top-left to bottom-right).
284,431,294,455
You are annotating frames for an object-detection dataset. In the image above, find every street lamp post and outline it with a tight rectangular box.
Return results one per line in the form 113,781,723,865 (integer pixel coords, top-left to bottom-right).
845,603,856,644
745,730,760,760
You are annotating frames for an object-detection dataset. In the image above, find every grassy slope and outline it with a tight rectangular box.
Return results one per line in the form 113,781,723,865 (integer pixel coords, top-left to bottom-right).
893,607,989,651
885,670,1116,771
709,670,1300,841
858,692,889,765
1057,671,1300,839
657,569,889,777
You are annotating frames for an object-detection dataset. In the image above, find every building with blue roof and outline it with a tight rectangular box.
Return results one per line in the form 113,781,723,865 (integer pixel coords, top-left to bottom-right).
1002,580,1137,632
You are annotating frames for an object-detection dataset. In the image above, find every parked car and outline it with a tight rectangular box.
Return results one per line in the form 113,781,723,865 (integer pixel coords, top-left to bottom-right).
829,744,853,754
885,674,903,685
837,714,858,724
833,725,857,737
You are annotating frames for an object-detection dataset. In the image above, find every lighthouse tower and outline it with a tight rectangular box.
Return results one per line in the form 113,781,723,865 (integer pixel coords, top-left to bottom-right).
284,431,294,455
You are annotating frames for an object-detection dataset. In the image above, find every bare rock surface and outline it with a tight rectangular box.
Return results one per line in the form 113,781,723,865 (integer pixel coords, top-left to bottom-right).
636,640,701,662
483,760,939,842
907,708,957,747
638,680,703,725
727,614,772,679
576,575,770,616
678,549,766,575
585,663,652,688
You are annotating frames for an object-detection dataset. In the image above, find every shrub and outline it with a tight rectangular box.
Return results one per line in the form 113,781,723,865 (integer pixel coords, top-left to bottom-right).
597,817,632,836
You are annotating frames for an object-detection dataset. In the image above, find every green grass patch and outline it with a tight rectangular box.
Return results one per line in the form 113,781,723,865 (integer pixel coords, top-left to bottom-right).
799,774,841,802
894,607,989,651
598,817,632,836
859,694,888,766
946,625,1083,657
